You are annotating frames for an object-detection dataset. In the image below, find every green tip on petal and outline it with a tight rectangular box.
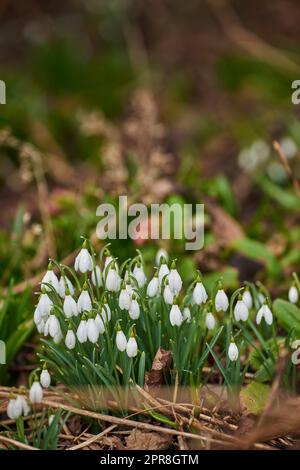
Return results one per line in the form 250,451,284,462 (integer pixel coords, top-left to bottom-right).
83,281,88,290
82,239,88,249
47,260,53,270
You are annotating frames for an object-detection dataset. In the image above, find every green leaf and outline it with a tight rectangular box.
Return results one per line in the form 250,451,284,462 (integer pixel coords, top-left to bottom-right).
232,237,279,277
240,381,270,415
273,299,300,335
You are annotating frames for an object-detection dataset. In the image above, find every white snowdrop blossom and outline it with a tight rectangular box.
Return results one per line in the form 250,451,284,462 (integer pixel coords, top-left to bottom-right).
133,263,147,288
34,307,42,325
40,368,51,388
104,255,119,273
215,288,229,312
76,317,88,343
147,273,159,297
65,328,76,350
169,303,183,327
53,329,63,344
182,307,191,323
7,398,22,420
158,261,170,285
59,275,74,298
168,262,182,295
74,245,93,273
228,342,239,362
95,313,105,334
193,280,208,305
116,330,127,352
126,336,138,358
37,292,53,318
16,394,30,417
256,304,273,326
119,284,131,310
129,296,140,320
77,287,92,313
205,312,215,330
63,293,78,318
155,248,168,266
36,319,45,334
87,318,99,343
242,289,253,309
163,284,174,305
91,266,102,287
105,263,121,292
29,380,43,403
288,285,299,304
45,313,60,339
234,299,249,322
41,266,60,293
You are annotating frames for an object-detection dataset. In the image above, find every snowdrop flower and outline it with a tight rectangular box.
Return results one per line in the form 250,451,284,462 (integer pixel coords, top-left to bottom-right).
242,289,253,309
87,317,99,343
133,262,147,288
215,285,229,312
91,265,102,287
234,297,249,322
288,285,299,304
76,315,88,343
155,248,168,266
158,259,170,285
74,241,93,273
44,312,60,338
40,367,51,388
228,342,239,362
163,281,174,305
168,261,182,295
105,262,121,292
29,380,43,403
77,284,92,313
193,277,208,305
34,306,42,325
126,334,138,358
119,282,131,310
37,290,53,318
256,303,273,325
36,319,45,334
41,263,60,293
65,326,76,350
104,254,119,273
53,329,63,344
95,313,105,334
7,398,22,420
182,307,191,323
129,295,140,320
116,328,127,352
205,312,215,330
258,293,265,305
63,291,78,318
169,301,183,327
58,275,74,298
16,394,30,417
147,271,159,297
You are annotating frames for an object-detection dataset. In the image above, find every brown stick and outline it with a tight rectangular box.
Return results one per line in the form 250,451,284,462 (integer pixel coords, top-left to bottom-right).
273,140,300,199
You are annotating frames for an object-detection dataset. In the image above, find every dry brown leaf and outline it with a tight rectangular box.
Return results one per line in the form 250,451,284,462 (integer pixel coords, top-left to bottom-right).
125,430,171,450
207,201,244,248
145,348,172,392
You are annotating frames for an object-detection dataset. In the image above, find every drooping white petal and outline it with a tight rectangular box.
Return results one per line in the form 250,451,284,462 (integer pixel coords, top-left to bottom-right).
63,295,78,318
105,268,121,292
37,293,53,318
163,285,174,305
77,290,92,313
133,265,147,288
40,369,51,388
29,381,43,403
126,337,138,358
168,269,182,295
119,288,131,310
76,320,87,343
116,330,127,352
289,286,299,304
242,290,253,309
182,307,191,323
234,300,249,322
65,329,76,349
228,342,239,362
215,289,229,312
74,248,93,273
129,299,140,320
95,314,105,334
155,248,168,266
193,282,208,305
59,276,74,298
205,312,215,330
87,318,99,343
91,266,102,287
147,276,159,297
169,304,183,326
158,263,170,285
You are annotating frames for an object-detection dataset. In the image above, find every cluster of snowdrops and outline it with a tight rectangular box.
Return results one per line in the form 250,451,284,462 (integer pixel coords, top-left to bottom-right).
6,239,300,420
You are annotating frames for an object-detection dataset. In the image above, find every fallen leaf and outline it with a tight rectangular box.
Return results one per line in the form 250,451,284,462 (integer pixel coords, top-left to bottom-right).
125,430,171,450
240,382,270,415
145,348,172,391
